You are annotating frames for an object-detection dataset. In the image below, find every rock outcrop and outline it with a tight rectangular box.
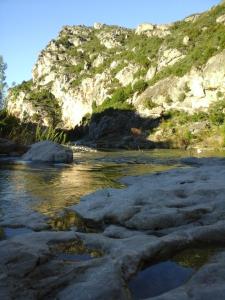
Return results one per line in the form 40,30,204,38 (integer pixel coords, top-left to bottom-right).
5,1,225,148
135,49,225,117
135,23,171,37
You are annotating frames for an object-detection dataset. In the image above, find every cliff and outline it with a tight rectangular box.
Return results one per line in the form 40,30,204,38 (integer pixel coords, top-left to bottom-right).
6,2,225,149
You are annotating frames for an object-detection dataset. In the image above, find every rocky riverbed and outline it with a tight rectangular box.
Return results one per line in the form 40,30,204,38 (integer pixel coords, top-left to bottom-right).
1,155,225,299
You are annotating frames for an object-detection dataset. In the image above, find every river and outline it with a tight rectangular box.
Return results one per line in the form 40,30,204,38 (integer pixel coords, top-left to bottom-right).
0,148,224,232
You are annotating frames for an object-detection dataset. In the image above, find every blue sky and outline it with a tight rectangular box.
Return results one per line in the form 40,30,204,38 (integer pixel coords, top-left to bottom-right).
0,0,220,85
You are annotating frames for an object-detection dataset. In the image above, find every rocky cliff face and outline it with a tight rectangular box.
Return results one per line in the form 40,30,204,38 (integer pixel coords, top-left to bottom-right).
6,2,225,146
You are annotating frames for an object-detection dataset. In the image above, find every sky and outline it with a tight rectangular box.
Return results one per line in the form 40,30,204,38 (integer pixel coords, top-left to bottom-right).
0,0,220,86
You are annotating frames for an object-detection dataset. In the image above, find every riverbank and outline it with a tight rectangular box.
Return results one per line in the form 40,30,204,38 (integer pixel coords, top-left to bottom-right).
1,156,225,299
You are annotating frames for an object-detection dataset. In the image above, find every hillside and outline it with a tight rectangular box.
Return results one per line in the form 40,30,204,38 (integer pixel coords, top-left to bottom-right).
5,2,225,149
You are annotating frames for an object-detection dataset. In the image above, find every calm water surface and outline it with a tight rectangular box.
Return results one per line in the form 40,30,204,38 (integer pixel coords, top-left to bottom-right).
0,149,223,223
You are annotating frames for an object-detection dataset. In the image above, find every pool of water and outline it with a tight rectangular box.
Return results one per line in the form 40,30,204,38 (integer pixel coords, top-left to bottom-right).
129,260,193,299
128,244,223,299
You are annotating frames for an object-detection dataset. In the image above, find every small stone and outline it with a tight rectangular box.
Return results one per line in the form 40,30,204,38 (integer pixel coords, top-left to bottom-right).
216,14,225,24
183,35,190,46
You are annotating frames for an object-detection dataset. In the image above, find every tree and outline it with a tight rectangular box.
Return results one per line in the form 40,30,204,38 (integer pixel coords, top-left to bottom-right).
0,55,7,107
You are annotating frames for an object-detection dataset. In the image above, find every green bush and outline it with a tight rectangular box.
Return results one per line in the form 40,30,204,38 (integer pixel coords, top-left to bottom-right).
10,80,32,98
92,86,134,114
133,79,148,94
209,99,225,125
143,98,157,110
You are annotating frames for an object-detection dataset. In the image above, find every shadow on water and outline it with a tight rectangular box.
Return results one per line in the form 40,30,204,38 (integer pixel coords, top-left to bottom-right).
129,244,222,299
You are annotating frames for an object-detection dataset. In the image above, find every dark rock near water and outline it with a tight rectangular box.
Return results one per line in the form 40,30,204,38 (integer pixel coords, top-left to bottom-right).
0,138,28,156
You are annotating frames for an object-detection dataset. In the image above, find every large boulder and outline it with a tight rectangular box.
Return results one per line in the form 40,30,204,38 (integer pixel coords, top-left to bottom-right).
22,141,73,163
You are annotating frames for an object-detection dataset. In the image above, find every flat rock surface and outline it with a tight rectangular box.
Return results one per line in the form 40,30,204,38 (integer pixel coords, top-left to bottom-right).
1,158,225,299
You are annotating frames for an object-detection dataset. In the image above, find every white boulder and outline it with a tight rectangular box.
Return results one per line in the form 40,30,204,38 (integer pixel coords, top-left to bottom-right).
22,141,73,163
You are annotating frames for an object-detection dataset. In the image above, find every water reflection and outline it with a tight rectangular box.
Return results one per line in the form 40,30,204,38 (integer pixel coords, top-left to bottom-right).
0,150,187,223
172,245,222,269
51,239,103,262
129,260,193,299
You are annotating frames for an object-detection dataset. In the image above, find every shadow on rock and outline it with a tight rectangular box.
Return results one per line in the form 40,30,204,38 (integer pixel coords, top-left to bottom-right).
70,108,169,150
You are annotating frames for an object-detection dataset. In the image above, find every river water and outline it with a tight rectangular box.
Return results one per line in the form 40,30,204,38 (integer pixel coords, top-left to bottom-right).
0,149,224,228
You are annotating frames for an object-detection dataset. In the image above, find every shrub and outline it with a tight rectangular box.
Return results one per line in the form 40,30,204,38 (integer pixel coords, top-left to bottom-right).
143,98,157,110
10,79,32,98
133,79,148,94
209,100,225,125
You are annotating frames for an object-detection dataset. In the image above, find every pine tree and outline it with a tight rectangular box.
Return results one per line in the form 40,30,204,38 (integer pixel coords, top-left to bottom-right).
0,55,7,107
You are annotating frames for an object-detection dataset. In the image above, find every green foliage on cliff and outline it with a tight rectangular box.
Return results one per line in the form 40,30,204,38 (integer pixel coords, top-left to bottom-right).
29,89,62,126
10,80,32,98
149,4,225,86
133,79,148,94
93,85,134,113
209,99,225,125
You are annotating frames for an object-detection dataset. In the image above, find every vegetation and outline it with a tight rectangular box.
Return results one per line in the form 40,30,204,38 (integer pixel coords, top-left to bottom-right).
0,109,67,145
208,99,225,125
10,83,62,127
149,4,225,86
133,79,148,94
35,125,67,144
9,79,33,101
5,3,225,150
143,98,157,110
155,98,225,149
0,55,7,106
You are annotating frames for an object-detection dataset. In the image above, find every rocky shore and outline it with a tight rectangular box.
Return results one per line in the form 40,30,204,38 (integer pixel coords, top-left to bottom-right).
1,157,225,299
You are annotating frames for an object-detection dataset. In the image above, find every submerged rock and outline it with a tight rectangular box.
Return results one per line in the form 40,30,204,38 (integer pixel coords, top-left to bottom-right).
22,140,73,163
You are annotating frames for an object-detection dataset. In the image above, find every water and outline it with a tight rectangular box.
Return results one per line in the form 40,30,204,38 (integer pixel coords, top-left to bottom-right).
51,239,103,262
0,149,186,222
0,148,223,229
129,261,193,299
129,245,222,299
